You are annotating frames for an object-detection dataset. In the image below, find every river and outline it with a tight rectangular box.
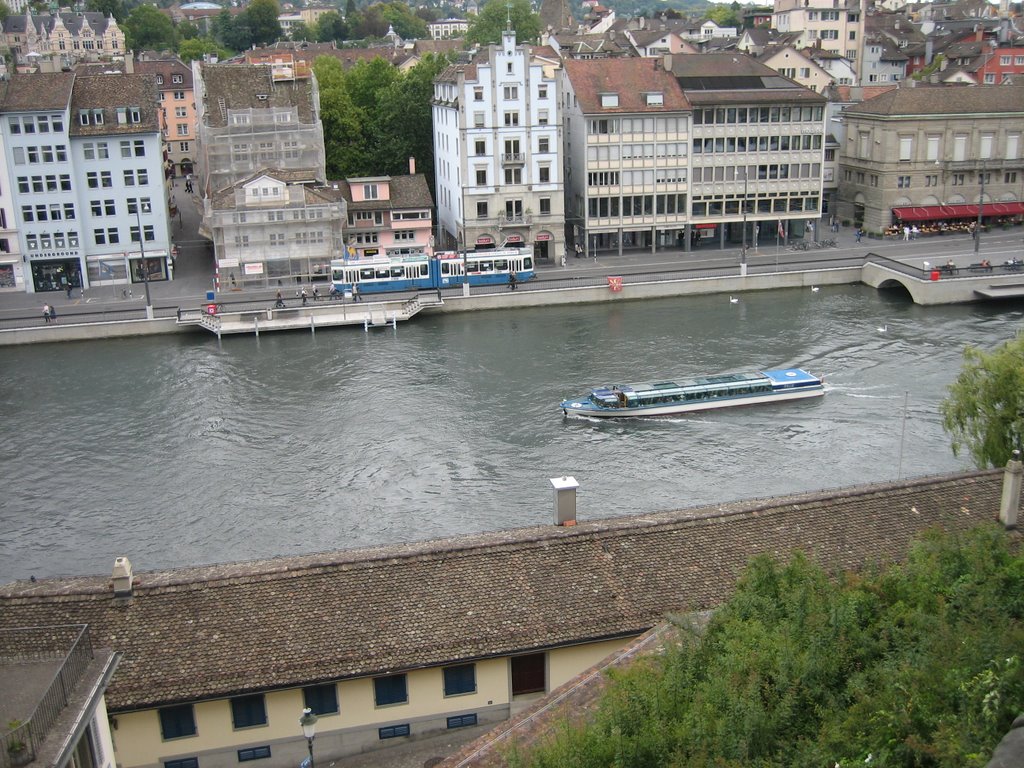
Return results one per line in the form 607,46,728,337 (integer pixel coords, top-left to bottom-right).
1,284,1019,583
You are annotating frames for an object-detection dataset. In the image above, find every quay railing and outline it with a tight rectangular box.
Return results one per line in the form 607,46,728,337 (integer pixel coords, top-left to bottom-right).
0,625,93,768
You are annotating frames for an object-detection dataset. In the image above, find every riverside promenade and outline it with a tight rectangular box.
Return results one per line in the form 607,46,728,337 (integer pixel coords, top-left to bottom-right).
2,175,1022,337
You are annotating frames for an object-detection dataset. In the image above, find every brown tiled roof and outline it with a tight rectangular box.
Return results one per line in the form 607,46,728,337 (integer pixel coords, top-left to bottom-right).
0,470,1015,713
0,72,75,112
210,169,336,207
668,52,826,105
69,74,161,136
198,64,316,127
333,174,434,211
564,58,690,114
134,58,194,91
845,84,1024,116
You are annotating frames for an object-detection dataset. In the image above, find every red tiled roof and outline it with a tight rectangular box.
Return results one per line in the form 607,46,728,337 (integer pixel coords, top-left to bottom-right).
564,58,690,113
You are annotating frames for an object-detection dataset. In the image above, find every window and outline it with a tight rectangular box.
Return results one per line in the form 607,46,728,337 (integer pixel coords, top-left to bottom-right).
172,74,184,84
475,168,487,185
1006,172,1018,184
474,139,485,156
177,124,189,136
363,184,379,200
8,118,20,134
473,87,483,101
237,748,271,762
443,664,476,696
303,684,338,715
503,112,519,127
158,705,196,740
539,197,551,215
175,107,188,118
476,201,488,219
538,85,548,99
473,112,485,127
230,695,267,729
897,175,911,188
87,171,112,189
130,225,156,243
898,136,912,161
378,724,410,739
164,759,198,768
448,714,478,729
179,142,190,153
374,674,407,706
538,110,549,125
538,165,550,183
503,85,518,100
600,93,619,108
538,137,549,153
174,91,185,100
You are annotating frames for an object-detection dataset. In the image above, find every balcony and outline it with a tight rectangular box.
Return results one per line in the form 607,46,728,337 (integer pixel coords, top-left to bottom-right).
498,213,532,228
501,153,525,165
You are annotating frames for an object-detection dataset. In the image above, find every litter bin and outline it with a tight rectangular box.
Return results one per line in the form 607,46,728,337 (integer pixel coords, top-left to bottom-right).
206,291,215,301
930,270,940,281
607,276,623,292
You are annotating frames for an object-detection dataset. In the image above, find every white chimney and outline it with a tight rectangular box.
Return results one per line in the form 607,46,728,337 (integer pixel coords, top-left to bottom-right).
409,156,416,175
999,451,1021,529
550,476,579,526
112,557,134,597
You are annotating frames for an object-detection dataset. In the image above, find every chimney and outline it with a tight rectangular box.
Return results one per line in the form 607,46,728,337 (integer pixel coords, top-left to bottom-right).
550,476,579,526
662,53,672,73
999,450,1021,529
409,156,416,175
112,556,134,597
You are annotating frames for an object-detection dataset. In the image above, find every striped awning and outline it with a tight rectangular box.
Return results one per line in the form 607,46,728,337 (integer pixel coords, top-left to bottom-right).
892,202,1024,222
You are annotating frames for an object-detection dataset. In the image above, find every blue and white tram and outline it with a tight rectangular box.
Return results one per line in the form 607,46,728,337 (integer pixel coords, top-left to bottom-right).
330,248,535,296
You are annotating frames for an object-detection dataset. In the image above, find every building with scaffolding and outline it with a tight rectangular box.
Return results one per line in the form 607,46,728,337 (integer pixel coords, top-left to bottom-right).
193,62,341,285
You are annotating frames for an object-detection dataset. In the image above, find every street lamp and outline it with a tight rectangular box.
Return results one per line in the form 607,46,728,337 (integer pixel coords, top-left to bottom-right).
133,200,154,319
741,166,749,265
975,162,986,256
299,708,318,768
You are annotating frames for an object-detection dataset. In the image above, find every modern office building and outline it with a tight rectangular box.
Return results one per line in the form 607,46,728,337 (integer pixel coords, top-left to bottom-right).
433,30,565,263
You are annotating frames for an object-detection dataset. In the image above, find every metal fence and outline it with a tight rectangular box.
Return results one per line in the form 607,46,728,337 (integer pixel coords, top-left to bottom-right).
0,625,93,768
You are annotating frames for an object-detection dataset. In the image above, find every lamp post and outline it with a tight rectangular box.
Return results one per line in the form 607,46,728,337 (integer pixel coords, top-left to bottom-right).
299,708,318,768
133,200,154,319
974,162,986,256
740,166,749,276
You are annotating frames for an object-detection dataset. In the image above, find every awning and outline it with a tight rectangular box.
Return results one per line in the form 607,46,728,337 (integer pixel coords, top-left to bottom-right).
892,202,1024,222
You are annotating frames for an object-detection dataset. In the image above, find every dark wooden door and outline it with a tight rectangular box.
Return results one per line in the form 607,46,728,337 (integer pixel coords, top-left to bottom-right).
511,652,546,696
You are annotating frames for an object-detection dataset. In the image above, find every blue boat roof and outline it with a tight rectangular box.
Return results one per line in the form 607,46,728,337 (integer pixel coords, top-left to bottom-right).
762,368,821,385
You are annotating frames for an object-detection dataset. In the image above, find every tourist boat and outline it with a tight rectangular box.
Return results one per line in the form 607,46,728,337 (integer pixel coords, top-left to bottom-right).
560,368,824,418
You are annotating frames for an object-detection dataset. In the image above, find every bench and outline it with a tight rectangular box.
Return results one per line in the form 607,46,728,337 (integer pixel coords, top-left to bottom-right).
968,263,994,273
938,264,959,276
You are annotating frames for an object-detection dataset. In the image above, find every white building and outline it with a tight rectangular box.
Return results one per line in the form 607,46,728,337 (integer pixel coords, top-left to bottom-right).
0,71,171,295
432,30,565,262
0,129,25,291
427,18,469,39
773,0,866,83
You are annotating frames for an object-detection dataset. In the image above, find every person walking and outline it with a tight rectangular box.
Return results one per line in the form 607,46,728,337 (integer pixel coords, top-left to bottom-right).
352,283,360,302
509,273,518,291
855,228,863,243
312,285,320,301
300,287,308,306
42,303,51,324
275,290,285,308
48,304,57,323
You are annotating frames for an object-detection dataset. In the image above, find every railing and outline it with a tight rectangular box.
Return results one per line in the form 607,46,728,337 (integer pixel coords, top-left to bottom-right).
497,214,532,227
501,152,525,165
0,625,93,768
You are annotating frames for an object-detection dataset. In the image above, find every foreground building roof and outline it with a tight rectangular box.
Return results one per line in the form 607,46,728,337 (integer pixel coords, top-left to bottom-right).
0,469,1015,713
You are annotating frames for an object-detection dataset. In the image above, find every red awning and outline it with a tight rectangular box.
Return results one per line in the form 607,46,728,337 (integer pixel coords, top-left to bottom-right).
892,202,1024,222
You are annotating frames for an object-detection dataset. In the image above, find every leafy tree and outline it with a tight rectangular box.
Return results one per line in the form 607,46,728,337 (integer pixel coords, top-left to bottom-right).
466,0,540,46
178,36,229,63
345,0,356,18
514,526,1024,767
288,20,314,41
706,4,740,28
315,11,349,43
212,9,253,52
379,1,428,39
0,2,10,23
86,0,127,22
244,0,282,46
176,21,199,41
352,4,389,39
313,55,370,178
941,333,1024,468
125,4,177,51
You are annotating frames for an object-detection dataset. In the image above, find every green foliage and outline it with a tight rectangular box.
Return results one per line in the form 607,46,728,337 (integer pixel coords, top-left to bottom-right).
466,0,541,47
941,333,1024,468
514,526,1024,768
125,5,178,52
379,1,428,39
706,4,740,28
86,0,127,23
177,36,229,64
315,11,349,43
288,20,314,42
0,2,10,23
245,0,282,46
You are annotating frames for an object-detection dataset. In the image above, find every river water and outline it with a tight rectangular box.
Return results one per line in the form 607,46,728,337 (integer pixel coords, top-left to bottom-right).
2,285,1020,583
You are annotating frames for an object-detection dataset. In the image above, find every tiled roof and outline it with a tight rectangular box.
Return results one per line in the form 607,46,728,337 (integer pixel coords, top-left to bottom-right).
564,58,690,114
134,58,194,90
0,72,75,112
845,84,1024,116
0,470,1015,713
668,53,827,105
332,174,434,211
198,63,316,127
2,11,116,36
209,169,335,207
69,74,161,136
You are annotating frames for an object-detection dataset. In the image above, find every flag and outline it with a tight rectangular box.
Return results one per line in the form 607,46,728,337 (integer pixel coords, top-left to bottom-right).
777,220,785,239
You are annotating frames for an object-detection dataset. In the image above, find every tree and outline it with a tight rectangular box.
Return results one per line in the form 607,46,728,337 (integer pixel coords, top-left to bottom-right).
941,333,1024,468
178,36,229,63
244,0,282,46
315,11,349,43
212,9,252,52
466,0,540,47
706,4,740,28
287,20,314,41
125,5,177,52
352,4,389,39
313,56,371,178
380,1,428,40
0,2,10,23
86,0,128,23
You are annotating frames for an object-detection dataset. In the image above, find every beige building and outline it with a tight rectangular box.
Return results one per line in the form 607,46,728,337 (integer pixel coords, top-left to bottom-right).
773,0,865,83
135,56,197,178
836,85,1024,233
0,467,1017,768
1,11,125,71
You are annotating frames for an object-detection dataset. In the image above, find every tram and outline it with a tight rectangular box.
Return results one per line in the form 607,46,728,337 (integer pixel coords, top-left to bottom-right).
329,248,535,296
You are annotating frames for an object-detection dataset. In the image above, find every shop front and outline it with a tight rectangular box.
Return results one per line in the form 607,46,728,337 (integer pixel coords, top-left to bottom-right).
534,231,553,260
128,251,169,286
890,202,1024,235
30,252,84,294
0,254,23,291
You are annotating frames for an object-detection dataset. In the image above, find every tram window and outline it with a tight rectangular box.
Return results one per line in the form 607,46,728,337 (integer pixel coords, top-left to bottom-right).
467,262,481,273
391,267,404,278
524,257,533,269
480,261,494,272
376,268,391,278
359,268,375,280
494,259,509,271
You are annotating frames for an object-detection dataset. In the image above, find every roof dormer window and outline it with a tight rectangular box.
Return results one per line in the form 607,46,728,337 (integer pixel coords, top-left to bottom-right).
600,93,619,108
645,92,664,106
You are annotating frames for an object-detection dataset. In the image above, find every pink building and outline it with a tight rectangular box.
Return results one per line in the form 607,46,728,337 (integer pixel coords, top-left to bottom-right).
336,173,435,260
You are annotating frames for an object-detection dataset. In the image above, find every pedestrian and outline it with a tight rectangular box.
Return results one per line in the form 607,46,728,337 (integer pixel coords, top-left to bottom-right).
509,273,518,291
301,287,308,306
48,304,57,323
352,283,360,302
42,303,51,324
312,285,320,301
65,282,72,299
275,290,285,308
903,225,911,241
855,228,863,243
